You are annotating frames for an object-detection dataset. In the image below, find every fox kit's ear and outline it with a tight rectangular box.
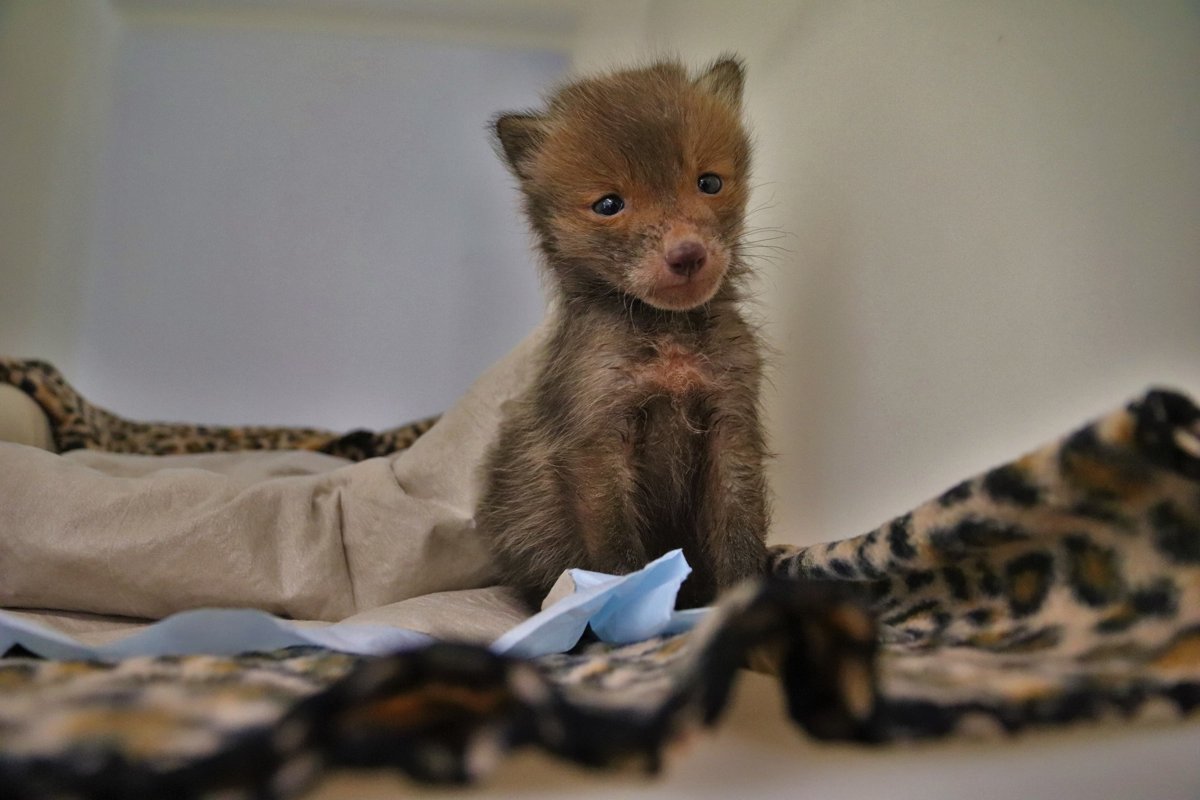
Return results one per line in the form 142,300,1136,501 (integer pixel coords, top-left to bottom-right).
493,113,547,179
695,56,744,110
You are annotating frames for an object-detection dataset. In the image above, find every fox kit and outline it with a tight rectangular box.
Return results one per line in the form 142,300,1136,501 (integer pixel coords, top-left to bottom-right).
479,57,768,608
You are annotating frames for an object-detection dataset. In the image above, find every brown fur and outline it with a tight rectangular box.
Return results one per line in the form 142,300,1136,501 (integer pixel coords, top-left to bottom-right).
479,57,768,608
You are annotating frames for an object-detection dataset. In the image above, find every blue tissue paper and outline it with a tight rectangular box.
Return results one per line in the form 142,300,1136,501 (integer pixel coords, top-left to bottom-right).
0,549,707,661
491,549,705,658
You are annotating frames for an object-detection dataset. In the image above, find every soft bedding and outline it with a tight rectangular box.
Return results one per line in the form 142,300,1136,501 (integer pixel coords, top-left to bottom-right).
0,326,550,624
1,336,1198,798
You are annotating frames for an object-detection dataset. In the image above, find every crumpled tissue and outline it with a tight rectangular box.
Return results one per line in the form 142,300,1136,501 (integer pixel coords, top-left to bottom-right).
0,550,705,661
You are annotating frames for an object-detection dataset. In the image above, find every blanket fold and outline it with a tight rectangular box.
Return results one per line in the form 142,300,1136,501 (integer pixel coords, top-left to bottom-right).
0,327,552,622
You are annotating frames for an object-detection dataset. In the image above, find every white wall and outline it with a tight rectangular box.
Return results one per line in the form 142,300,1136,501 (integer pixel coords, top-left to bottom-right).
572,0,1200,545
0,0,122,376
1,1,569,429
76,18,564,428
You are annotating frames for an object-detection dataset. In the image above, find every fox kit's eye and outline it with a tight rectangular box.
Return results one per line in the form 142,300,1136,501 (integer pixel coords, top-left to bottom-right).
592,194,625,216
698,173,723,195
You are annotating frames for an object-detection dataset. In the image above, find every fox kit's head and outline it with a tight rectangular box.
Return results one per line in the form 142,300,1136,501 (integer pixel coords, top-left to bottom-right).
494,57,751,313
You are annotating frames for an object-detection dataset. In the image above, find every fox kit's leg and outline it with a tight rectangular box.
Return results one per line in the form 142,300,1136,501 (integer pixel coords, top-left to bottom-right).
484,410,647,601
695,407,769,597
484,423,584,599
570,419,649,575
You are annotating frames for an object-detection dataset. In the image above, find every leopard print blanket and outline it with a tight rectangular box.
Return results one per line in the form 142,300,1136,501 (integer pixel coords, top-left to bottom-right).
1,358,1198,798
0,358,439,460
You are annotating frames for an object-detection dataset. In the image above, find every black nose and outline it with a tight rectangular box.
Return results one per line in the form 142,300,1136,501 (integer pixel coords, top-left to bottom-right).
666,241,707,276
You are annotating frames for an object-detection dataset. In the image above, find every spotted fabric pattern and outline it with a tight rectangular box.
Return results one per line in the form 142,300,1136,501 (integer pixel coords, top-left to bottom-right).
0,363,1197,797
0,581,875,798
773,387,1200,737
0,358,438,460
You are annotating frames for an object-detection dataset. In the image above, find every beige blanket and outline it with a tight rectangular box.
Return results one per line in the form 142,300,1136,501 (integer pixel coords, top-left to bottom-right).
0,326,550,643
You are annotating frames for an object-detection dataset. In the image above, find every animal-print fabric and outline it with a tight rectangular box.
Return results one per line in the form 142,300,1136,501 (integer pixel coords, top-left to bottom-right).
0,582,876,798
772,387,1200,737
0,361,1197,796
0,358,438,460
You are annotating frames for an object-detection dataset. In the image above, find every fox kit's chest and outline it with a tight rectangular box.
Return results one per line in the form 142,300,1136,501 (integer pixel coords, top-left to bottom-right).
627,339,715,398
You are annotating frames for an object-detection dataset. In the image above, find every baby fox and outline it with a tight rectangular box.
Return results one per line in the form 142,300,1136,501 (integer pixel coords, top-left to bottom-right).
479,57,768,608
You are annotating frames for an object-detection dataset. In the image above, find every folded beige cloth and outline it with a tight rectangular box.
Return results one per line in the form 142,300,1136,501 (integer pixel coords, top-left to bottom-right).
0,324,548,632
